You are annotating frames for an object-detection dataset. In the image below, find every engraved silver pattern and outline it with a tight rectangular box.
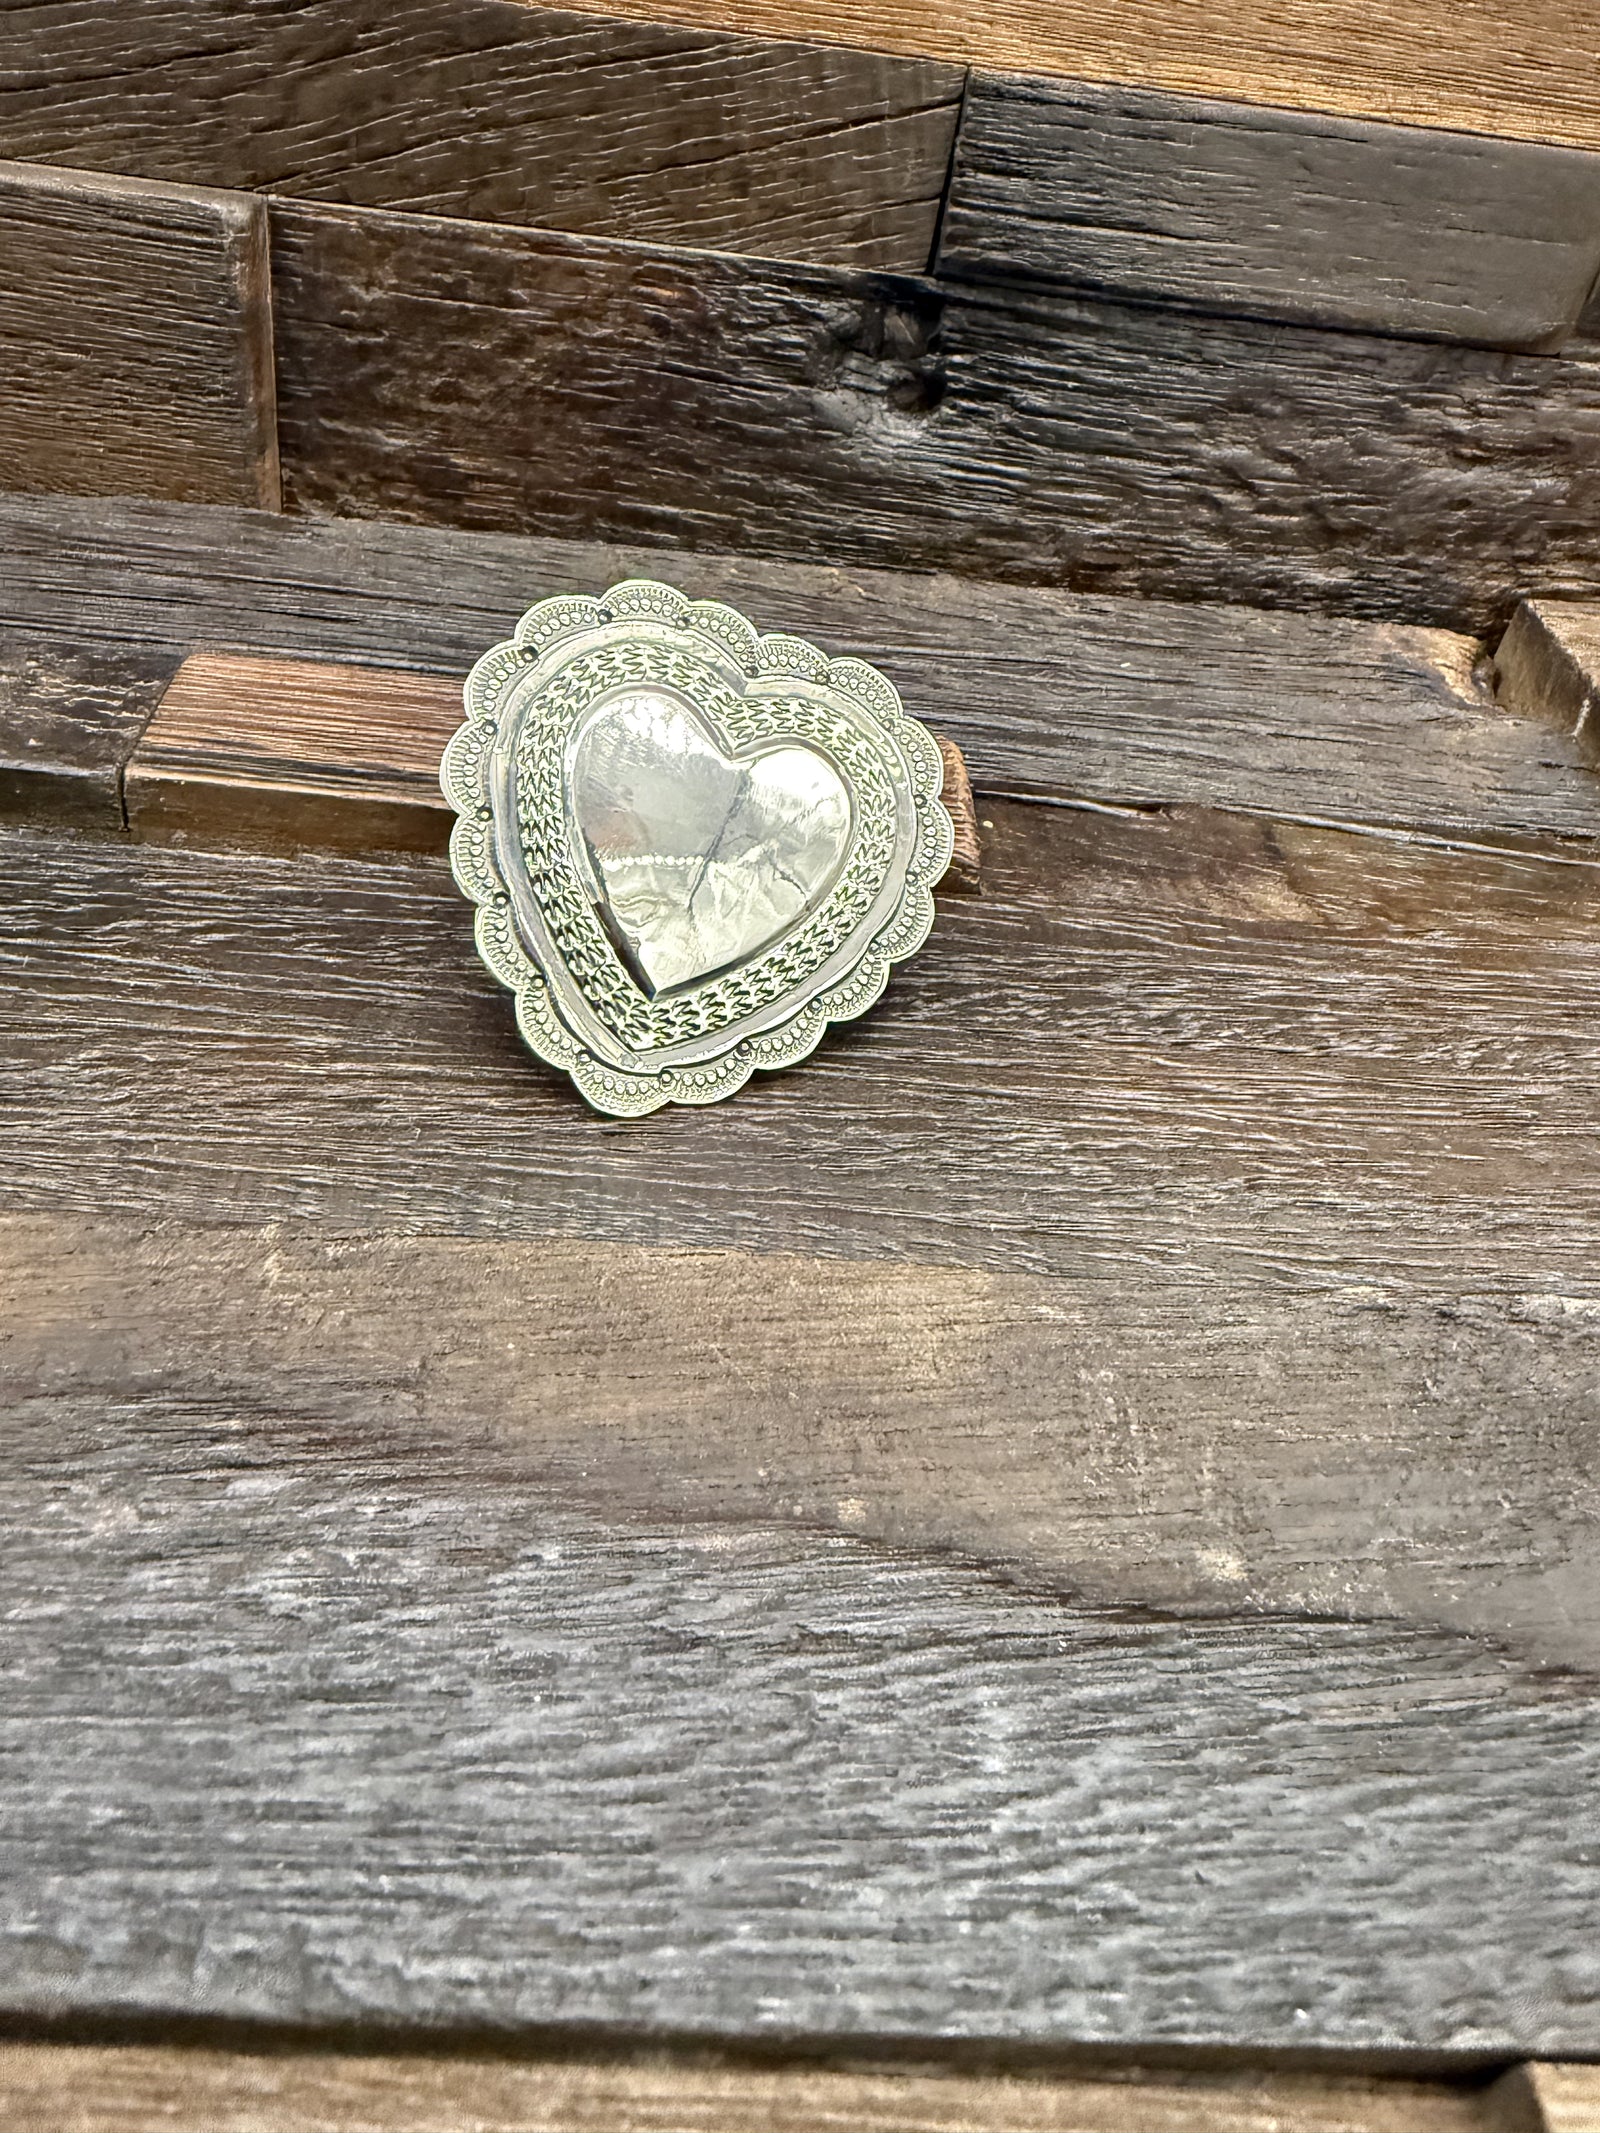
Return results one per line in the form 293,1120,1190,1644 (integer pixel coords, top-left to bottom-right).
441,580,955,1116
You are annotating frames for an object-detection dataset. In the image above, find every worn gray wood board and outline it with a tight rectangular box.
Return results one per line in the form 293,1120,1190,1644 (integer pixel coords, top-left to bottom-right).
3,1364,1599,2058
0,0,961,271
265,199,1600,633
7,495,1600,846
937,76,1600,349
0,161,279,508
4,1212,1598,1670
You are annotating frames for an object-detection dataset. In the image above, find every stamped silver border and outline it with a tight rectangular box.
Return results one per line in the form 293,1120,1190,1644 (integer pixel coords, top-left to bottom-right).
441,579,954,1116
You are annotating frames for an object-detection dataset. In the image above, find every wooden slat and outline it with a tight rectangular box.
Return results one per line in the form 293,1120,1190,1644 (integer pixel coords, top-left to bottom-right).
535,0,1600,161
5,1206,1600,1666
0,2041,1503,2132
0,0,961,272
2,1317,1599,2056
937,78,1600,350
8,496,1600,849
1494,601,1600,767
0,642,178,831
1496,2065,1600,2133
266,199,1600,633
124,653,465,855
4,805,1599,1299
0,161,279,509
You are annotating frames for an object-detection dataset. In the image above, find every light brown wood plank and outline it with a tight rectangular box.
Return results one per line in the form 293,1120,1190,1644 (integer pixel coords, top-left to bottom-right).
124,653,465,854
547,0,1600,158
1495,601,1600,767
119,651,983,886
938,78,1600,351
1497,2064,1600,2133
0,2041,1499,2133
0,161,278,508
0,0,961,272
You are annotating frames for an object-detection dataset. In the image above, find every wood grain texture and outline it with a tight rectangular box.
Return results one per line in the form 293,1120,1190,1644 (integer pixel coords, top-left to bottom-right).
937,78,1600,350
1500,2065,1600,2133
0,161,279,509
3,1368,1600,2057
527,0,1600,160
4,806,1600,1302
0,0,961,271
0,2041,1505,2133
266,200,1600,633
5,1210,1599,1666
0,642,178,831
936,731,981,890
8,496,1600,848
1495,603,1600,767
124,653,465,855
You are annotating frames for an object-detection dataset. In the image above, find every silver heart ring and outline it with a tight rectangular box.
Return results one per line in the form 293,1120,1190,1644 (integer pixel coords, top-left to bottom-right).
440,579,956,1115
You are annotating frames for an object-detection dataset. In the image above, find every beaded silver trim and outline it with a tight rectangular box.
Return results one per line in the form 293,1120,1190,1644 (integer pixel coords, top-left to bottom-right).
441,579,954,1116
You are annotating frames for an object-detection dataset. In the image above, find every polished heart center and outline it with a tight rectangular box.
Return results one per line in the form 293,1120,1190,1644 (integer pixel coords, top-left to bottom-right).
571,689,853,998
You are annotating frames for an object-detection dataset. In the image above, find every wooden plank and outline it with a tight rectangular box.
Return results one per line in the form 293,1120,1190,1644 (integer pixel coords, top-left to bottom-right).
524,0,1600,161
1496,2065,1600,2132
266,200,1600,633
7,496,1600,847
2,1339,1599,2056
123,653,466,855
0,162,279,509
936,731,981,890
117,651,981,884
3,806,1599,1302
1495,601,1600,767
0,642,179,831
0,0,961,272
0,2040,1501,2132
5,1206,1600,1665
937,77,1600,351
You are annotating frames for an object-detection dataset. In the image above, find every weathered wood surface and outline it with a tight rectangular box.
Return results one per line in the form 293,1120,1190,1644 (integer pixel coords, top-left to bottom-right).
1495,602,1600,768
0,2041,1508,2133
0,642,177,831
9,496,1600,847
3,806,1598,1300
541,0,1600,160
0,0,960,271
5,1209,1599,1665
3,1349,1600,2057
267,200,1600,632
119,650,983,883
937,78,1600,350
0,162,279,509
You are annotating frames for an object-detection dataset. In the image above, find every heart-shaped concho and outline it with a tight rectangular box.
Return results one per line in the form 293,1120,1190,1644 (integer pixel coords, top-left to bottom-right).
441,580,955,1115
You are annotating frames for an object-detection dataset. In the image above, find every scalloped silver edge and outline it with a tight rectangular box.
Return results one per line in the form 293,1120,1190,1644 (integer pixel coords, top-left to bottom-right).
441,578,955,1117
